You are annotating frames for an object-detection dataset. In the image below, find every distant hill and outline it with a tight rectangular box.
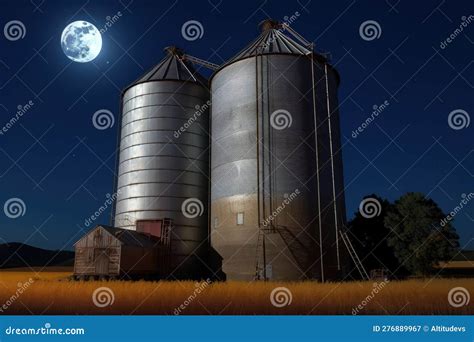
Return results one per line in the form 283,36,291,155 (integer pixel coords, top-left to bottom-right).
0,242,74,269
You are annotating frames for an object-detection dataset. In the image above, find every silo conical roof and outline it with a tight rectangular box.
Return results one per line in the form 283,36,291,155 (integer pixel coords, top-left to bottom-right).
128,46,208,87
226,19,311,64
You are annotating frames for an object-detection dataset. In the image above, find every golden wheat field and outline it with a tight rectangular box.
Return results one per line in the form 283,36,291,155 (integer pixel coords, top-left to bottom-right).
0,269,472,315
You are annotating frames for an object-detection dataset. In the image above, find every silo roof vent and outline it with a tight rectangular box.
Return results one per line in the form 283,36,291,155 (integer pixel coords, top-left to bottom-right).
259,19,282,31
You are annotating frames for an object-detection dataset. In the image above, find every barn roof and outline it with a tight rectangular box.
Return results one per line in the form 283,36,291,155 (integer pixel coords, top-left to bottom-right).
75,225,161,248
100,225,161,247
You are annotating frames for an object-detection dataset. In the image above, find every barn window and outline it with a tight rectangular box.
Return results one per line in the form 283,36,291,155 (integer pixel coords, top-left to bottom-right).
237,212,244,225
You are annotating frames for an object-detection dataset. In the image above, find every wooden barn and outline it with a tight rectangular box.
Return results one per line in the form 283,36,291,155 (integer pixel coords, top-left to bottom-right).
73,224,171,279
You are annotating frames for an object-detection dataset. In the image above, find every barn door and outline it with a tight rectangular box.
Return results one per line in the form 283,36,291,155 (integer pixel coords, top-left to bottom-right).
94,248,109,275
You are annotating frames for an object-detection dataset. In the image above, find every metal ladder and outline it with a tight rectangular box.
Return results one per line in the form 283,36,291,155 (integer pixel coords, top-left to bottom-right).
158,218,173,277
254,228,266,280
161,218,172,246
339,230,370,280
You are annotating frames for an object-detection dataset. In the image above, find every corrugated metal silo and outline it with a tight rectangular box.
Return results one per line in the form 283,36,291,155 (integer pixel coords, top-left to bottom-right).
114,46,210,277
210,20,347,281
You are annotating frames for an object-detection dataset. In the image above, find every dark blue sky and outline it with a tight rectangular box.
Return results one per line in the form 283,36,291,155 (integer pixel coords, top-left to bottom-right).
0,0,472,251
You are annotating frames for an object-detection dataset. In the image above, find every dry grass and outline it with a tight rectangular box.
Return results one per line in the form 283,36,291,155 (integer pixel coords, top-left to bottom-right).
438,261,474,269
0,270,472,315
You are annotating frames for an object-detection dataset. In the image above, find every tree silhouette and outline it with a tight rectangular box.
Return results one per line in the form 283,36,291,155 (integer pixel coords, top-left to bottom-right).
384,192,459,276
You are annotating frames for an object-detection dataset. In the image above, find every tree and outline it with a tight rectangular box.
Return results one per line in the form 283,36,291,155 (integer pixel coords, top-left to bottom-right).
348,194,401,278
384,192,459,276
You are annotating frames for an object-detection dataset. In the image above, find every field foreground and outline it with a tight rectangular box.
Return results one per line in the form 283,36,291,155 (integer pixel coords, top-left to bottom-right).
0,270,472,315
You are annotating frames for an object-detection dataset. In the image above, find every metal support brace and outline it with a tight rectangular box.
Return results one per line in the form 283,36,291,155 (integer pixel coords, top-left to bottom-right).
340,230,370,280
182,54,220,70
282,23,313,49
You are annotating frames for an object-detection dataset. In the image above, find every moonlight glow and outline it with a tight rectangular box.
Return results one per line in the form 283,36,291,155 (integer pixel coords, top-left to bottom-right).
61,21,102,63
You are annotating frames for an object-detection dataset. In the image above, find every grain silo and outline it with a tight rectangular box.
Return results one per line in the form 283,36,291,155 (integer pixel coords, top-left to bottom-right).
113,46,212,278
210,20,347,281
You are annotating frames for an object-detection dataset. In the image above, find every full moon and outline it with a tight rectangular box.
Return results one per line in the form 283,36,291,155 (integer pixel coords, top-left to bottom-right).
61,21,102,63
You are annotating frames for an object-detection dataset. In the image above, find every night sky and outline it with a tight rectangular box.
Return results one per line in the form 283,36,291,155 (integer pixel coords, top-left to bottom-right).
0,0,472,251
